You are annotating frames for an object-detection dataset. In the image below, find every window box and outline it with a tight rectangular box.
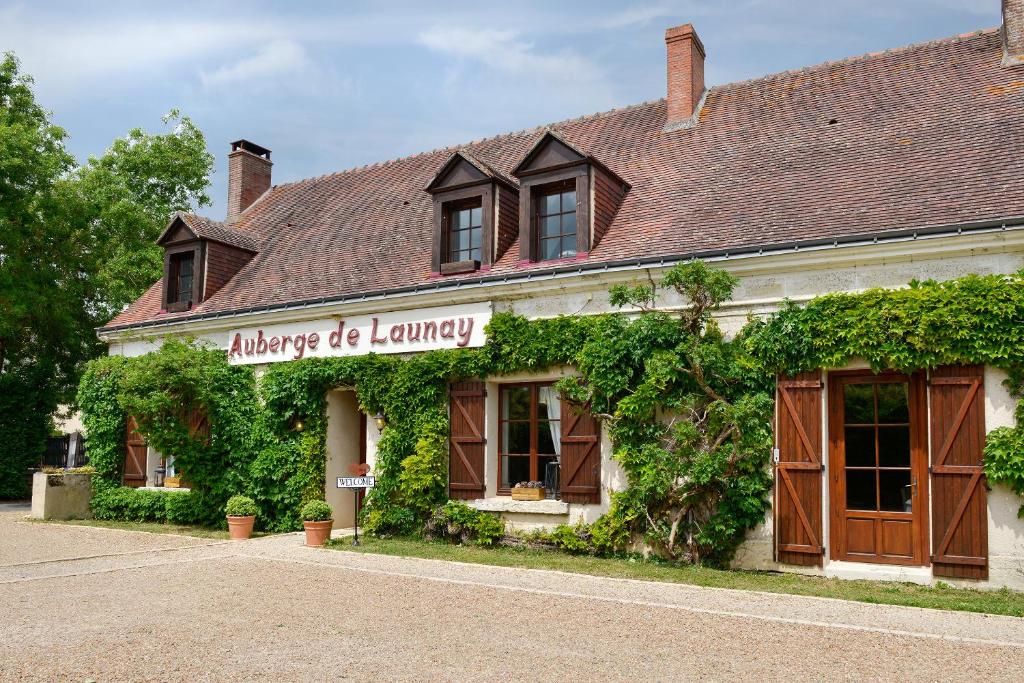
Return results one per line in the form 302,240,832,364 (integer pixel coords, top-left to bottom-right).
511,487,546,501
440,259,480,275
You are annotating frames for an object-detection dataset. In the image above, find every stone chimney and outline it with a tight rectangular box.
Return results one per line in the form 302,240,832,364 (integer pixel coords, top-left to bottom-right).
1004,0,1024,66
226,140,272,224
665,23,706,130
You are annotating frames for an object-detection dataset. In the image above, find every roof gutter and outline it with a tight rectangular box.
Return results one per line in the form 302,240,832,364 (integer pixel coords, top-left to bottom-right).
98,216,1024,335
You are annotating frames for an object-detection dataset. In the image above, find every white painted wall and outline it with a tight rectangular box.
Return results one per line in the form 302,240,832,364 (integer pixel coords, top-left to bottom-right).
101,232,1024,585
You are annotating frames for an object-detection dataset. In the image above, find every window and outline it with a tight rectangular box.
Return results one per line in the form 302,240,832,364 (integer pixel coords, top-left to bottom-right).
446,199,483,264
536,181,577,261
499,383,561,493
168,252,194,307
842,380,912,512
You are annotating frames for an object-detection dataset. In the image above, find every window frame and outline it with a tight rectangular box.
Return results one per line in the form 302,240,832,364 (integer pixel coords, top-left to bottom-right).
517,166,590,263
497,381,561,495
162,242,204,313
444,196,485,266
534,178,578,262
430,183,494,275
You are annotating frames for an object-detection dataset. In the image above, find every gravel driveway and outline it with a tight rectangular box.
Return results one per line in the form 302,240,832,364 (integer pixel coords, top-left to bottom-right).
1,504,1022,681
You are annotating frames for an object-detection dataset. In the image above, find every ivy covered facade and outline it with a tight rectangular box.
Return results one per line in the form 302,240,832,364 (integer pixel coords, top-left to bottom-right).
89,18,1024,587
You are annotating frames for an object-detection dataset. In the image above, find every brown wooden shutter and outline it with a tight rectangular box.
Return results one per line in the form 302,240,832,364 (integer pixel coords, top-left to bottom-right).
774,372,824,565
449,381,486,500
560,401,601,504
123,416,147,488
928,365,988,579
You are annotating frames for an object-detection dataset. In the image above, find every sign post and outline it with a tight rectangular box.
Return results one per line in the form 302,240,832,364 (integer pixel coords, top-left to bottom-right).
336,475,375,546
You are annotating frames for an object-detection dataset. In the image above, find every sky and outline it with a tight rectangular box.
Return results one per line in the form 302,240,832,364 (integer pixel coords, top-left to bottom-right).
0,0,1002,219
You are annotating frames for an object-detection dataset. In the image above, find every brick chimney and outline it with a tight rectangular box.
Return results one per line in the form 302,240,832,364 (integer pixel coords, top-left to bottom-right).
1005,0,1024,66
226,140,272,224
665,24,706,130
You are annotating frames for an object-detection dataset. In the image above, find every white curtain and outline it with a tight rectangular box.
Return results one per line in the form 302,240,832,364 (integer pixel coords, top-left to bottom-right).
538,386,561,457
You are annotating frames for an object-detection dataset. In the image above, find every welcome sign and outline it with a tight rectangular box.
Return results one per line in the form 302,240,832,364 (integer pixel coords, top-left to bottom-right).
226,301,491,365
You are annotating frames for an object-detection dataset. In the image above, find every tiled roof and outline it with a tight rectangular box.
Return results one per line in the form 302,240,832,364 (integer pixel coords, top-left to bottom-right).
167,212,261,253
106,29,1024,330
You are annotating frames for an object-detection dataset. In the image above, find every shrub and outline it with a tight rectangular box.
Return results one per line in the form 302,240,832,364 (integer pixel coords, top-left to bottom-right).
225,495,258,517
300,499,333,522
423,501,505,546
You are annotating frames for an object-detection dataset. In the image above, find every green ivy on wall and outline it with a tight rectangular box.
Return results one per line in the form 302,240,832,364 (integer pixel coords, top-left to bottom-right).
77,266,1024,561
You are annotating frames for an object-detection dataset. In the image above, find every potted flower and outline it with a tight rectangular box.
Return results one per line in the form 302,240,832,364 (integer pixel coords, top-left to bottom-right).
511,481,546,501
225,495,258,540
301,499,334,547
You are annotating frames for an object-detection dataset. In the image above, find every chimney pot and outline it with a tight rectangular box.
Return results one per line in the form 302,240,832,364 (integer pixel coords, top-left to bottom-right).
665,23,706,129
227,139,272,224
1004,0,1024,66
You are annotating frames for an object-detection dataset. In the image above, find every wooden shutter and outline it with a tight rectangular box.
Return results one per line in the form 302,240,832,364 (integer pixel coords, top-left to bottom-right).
775,372,824,565
929,365,988,579
560,401,601,504
449,381,486,500
123,416,147,488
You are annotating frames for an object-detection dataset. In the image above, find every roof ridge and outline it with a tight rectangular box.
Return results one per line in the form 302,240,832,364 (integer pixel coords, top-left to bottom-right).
712,26,999,94
269,98,665,191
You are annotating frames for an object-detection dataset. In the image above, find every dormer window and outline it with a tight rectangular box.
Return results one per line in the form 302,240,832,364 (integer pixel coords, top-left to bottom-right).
156,212,259,314
536,180,577,261
513,130,629,265
168,252,195,309
425,151,519,276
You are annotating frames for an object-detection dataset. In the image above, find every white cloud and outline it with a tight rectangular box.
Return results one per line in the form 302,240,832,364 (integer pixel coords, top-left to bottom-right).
199,40,310,88
417,26,602,83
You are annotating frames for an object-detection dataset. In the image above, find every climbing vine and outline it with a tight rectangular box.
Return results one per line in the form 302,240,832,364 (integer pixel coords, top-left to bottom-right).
77,266,1024,559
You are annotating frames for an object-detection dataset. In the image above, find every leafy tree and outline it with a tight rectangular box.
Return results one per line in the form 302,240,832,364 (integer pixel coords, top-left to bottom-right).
0,52,213,497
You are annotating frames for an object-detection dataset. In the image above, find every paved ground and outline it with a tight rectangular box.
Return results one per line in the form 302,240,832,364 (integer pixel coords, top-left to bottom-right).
2,503,1023,681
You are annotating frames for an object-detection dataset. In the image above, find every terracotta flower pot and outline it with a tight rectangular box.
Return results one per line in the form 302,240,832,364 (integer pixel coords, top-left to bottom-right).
303,520,333,547
227,515,256,540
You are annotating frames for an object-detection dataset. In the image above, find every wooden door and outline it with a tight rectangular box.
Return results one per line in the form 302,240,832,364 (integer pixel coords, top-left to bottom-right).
775,373,824,565
123,416,147,488
929,365,988,579
448,381,486,500
828,371,928,565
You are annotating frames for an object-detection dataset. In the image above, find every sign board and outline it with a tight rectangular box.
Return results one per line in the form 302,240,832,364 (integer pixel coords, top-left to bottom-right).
227,302,490,365
337,476,376,489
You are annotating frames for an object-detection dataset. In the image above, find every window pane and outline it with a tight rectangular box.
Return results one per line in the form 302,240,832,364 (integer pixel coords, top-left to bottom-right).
537,421,559,454
876,383,909,423
878,426,911,467
502,455,530,489
562,212,577,235
541,237,561,261
536,387,559,420
470,206,482,226
456,208,470,228
844,427,875,467
503,421,530,454
562,190,576,213
502,387,530,420
843,384,874,424
846,470,877,510
879,469,912,512
179,257,193,277
469,246,481,262
470,226,482,249
560,237,576,259
456,229,471,250
541,215,561,238
542,193,560,215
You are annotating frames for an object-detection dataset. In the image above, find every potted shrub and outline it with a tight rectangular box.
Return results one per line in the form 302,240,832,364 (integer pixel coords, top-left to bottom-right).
225,495,258,540
301,499,334,547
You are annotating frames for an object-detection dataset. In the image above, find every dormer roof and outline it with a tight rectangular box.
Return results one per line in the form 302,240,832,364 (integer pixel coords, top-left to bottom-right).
425,150,517,193
157,212,260,253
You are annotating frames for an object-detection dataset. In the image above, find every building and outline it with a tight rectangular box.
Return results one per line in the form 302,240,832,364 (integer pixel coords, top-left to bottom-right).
100,4,1024,587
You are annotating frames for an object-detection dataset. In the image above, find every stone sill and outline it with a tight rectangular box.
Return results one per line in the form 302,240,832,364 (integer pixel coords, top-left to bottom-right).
138,486,191,493
466,497,568,515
